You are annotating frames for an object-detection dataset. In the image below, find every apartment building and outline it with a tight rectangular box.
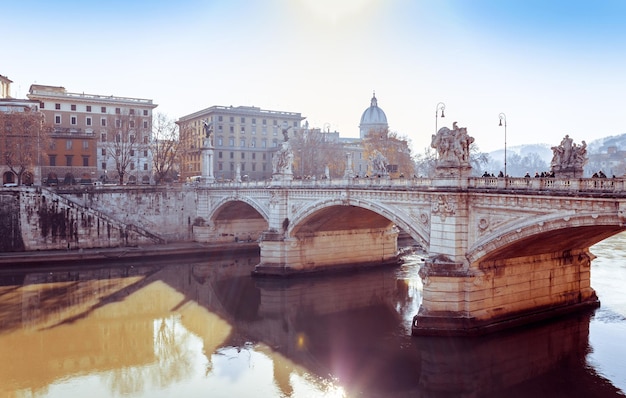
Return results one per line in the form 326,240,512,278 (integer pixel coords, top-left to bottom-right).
28,85,157,185
177,105,305,182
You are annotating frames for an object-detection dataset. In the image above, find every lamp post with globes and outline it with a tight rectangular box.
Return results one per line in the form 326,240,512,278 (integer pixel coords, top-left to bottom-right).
499,112,507,182
435,102,445,134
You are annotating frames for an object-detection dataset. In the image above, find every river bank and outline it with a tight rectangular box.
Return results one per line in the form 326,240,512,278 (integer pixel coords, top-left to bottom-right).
0,241,260,267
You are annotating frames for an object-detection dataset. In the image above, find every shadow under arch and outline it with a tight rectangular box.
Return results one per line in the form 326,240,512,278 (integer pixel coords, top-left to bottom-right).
208,195,269,223
288,197,429,249
468,211,626,264
207,196,270,243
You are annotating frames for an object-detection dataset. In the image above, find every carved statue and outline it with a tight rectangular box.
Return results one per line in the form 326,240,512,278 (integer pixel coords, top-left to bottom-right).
272,141,294,174
551,135,588,170
431,122,474,166
203,120,213,147
369,150,389,175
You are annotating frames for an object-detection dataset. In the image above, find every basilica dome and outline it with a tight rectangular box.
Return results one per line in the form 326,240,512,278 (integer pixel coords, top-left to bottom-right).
359,92,388,139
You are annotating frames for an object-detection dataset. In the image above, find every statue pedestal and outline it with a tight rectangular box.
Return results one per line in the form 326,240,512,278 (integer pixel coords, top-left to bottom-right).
553,167,584,179
270,173,293,186
432,165,472,188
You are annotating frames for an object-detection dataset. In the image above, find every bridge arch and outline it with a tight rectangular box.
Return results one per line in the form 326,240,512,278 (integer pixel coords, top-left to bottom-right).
288,197,429,248
206,196,270,243
468,211,626,264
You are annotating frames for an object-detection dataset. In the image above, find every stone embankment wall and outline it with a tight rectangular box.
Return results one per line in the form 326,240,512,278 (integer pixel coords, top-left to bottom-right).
60,185,196,242
1,186,198,252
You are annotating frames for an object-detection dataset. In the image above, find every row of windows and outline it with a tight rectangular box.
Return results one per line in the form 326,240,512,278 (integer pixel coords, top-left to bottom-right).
213,137,280,148
100,148,149,157
217,151,268,160
101,162,148,171
216,162,267,172
54,115,149,129
216,125,281,135
48,155,90,167
46,103,150,116
100,133,149,144
210,116,298,127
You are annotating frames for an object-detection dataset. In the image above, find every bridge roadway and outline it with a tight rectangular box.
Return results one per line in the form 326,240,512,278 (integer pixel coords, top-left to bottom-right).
195,175,626,335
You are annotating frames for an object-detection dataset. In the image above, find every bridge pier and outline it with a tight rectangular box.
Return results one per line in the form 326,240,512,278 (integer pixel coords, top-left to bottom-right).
254,226,399,276
412,248,599,335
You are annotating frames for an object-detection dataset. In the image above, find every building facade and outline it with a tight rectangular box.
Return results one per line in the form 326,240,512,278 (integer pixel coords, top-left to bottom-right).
28,85,157,185
177,105,305,182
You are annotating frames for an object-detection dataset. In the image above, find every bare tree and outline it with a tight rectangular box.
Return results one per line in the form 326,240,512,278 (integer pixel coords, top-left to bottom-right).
291,128,343,178
151,113,180,184
362,129,414,177
106,111,144,185
0,108,48,185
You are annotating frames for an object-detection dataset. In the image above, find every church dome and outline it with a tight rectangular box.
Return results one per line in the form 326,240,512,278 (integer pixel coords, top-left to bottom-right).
359,92,388,138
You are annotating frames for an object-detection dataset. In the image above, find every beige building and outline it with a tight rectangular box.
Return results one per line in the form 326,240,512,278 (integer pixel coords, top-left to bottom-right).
0,74,12,98
28,85,157,185
177,105,305,182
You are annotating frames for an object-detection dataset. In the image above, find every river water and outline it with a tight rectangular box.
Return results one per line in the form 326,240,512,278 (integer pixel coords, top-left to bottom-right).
0,235,625,398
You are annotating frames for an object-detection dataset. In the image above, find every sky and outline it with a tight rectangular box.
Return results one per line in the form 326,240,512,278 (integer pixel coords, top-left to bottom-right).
4,0,626,153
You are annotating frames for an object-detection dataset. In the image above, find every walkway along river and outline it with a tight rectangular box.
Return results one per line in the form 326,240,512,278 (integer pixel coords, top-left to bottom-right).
0,234,624,397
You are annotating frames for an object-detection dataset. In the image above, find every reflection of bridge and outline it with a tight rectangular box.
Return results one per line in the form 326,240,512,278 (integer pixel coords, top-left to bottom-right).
195,175,626,335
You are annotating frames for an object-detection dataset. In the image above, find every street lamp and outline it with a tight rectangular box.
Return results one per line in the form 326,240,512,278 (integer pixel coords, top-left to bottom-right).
435,102,445,134
499,113,507,180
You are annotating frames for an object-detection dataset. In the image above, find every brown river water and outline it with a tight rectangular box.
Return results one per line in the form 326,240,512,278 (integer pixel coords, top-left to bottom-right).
0,234,625,398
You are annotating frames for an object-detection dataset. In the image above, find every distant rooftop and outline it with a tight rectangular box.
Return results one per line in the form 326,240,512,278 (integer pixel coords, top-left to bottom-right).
28,84,156,107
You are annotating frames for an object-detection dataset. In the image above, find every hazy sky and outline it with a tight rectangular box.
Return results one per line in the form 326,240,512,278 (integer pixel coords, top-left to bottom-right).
4,0,626,153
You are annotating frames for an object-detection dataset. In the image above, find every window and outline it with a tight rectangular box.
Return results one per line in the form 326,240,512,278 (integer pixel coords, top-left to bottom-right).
240,117,245,123
143,150,147,157
129,120,135,128
252,153,256,160
252,118,256,125
129,109,135,115
116,134,121,143
66,140,73,150
143,121,148,129
252,128,256,135
230,162,234,171
241,152,245,159
143,109,148,116
86,105,92,112
143,163,148,170
101,133,106,142
115,107,121,114
130,149,135,156
293,121,298,127
130,135,135,143
115,119,121,128
86,117,92,126
273,120,277,126
241,126,245,134
101,162,106,170
101,118,106,127
83,140,89,149
130,163,135,170
55,103,61,110
218,116,223,122
101,149,106,156
143,136,148,144
229,116,234,123
82,156,89,167
217,137,223,146
49,155,56,166
218,152,223,159
252,163,256,171
240,138,245,147
250,140,256,148
65,155,73,166
71,116,77,125
230,152,234,159
263,119,267,125
55,115,61,124
218,162,223,171
229,126,234,133
40,102,45,109
101,106,106,113
71,104,76,111
262,139,267,148
229,137,234,146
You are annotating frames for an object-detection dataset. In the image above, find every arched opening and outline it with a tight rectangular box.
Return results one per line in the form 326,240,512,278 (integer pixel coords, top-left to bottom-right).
208,201,268,243
63,173,75,185
127,175,137,185
3,171,16,186
46,172,58,186
142,175,150,184
22,171,34,186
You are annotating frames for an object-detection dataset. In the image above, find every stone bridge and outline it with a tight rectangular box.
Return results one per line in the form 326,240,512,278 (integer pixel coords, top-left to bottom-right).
195,175,626,335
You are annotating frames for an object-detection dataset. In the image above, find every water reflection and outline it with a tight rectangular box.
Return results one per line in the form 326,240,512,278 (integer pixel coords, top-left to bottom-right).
0,244,624,397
